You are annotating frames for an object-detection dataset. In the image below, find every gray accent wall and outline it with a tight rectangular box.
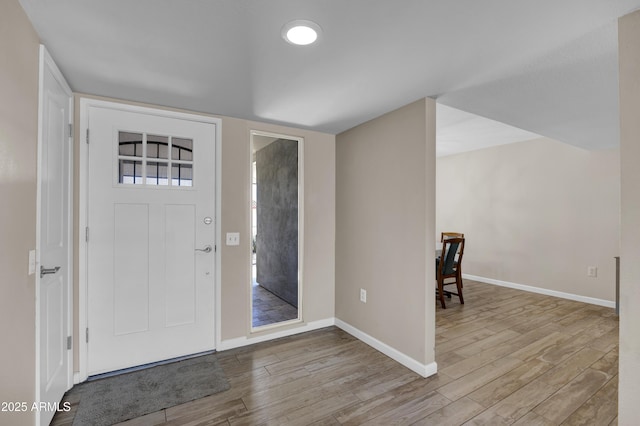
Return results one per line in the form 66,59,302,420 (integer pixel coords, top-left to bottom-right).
256,138,299,307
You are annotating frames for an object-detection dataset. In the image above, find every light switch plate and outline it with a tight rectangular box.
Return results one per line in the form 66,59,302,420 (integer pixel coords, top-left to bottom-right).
226,232,240,246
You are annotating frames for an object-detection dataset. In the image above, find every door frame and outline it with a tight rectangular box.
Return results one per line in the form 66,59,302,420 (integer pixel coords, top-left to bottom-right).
35,45,74,424
77,98,222,382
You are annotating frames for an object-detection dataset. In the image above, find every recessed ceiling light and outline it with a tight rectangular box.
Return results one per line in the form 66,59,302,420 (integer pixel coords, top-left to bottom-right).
282,20,322,46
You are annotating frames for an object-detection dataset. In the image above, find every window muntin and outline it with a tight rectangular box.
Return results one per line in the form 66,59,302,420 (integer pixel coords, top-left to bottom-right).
172,138,193,161
146,161,169,186
118,159,143,184
118,132,143,157
171,163,193,187
146,134,169,159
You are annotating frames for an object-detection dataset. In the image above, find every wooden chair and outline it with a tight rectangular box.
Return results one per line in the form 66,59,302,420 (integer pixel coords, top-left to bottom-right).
436,237,465,309
440,232,464,287
441,232,464,242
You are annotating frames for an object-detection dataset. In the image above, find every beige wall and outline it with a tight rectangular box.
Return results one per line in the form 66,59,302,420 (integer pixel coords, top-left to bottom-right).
219,118,336,339
72,94,336,365
618,9,640,424
335,98,437,368
437,137,620,302
0,1,40,424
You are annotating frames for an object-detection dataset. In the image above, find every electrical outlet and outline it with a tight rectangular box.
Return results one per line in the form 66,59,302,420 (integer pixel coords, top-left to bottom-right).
226,232,240,246
587,266,598,278
360,288,367,303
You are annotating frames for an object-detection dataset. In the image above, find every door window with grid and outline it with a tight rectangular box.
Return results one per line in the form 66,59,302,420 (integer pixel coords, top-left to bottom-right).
118,131,193,187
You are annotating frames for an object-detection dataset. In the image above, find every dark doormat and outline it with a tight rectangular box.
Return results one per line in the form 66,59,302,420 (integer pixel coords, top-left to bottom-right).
69,354,230,425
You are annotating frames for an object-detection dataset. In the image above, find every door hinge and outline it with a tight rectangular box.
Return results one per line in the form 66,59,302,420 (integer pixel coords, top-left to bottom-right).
67,336,72,350
86,328,89,343
215,245,217,253
85,227,89,242
68,123,73,139
86,128,90,144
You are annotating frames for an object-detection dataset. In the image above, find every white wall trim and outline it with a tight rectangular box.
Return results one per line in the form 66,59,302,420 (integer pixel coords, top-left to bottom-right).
463,274,616,308
217,318,335,351
334,319,438,378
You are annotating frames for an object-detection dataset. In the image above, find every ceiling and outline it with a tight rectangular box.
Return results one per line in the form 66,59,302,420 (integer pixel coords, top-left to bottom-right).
436,104,540,157
19,0,640,154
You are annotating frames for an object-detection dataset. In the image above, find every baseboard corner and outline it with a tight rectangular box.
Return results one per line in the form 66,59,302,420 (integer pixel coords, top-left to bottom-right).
335,318,436,378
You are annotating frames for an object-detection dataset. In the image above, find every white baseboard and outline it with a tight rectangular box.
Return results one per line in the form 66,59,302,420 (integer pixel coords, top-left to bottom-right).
217,318,336,351
75,317,438,384
463,274,615,309
334,319,437,378
218,317,438,379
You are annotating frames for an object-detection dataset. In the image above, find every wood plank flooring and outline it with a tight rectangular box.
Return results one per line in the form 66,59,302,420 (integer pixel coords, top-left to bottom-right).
52,280,619,425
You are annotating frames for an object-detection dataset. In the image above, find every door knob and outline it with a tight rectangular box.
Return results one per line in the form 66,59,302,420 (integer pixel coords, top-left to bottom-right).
40,265,61,278
195,245,212,253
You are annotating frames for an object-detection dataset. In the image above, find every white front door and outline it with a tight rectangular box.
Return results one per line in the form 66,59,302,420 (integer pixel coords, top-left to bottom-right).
86,105,216,375
36,46,73,426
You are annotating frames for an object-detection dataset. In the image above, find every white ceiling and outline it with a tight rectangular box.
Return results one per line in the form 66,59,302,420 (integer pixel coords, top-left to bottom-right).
19,0,640,153
436,104,540,157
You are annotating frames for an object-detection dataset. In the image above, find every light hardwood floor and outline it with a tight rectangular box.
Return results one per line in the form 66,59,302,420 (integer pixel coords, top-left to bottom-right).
52,280,619,425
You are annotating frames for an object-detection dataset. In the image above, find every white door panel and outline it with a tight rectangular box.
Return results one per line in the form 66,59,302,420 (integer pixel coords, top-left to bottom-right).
165,204,197,327
87,106,216,375
37,46,73,426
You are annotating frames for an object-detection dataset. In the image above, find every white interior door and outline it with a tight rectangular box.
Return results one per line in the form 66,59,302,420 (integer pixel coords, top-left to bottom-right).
86,105,216,375
36,46,73,426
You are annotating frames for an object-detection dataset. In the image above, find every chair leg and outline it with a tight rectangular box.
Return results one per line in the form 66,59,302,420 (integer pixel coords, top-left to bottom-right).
456,273,464,305
437,279,447,309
